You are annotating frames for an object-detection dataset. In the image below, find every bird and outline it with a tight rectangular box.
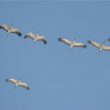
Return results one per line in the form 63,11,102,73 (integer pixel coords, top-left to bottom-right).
0,24,22,36
58,37,87,48
24,32,47,44
88,40,110,51
6,78,30,90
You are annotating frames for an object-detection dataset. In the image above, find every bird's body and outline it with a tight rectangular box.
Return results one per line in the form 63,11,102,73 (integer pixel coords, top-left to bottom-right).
88,40,110,51
58,37,87,48
6,78,30,90
0,24,22,36
24,32,47,44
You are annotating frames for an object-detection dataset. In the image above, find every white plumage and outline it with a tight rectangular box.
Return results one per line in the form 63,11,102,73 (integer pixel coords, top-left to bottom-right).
0,24,22,36
24,32,47,44
88,40,110,51
58,37,87,48
6,78,30,90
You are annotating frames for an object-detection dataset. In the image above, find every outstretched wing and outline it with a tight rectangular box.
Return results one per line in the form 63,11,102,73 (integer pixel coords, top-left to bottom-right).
42,39,47,44
101,45,110,51
58,38,72,46
18,82,30,90
11,29,22,36
0,24,10,32
24,33,35,40
6,78,18,85
88,40,101,49
73,42,87,48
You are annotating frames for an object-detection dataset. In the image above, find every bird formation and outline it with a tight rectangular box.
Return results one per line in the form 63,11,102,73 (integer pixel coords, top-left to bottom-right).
1,24,110,90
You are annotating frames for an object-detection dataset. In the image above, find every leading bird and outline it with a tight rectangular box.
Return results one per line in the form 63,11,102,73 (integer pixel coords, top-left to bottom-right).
58,37,87,48
6,78,30,90
0,24,22,36
24,32,47,44
88,40,110,51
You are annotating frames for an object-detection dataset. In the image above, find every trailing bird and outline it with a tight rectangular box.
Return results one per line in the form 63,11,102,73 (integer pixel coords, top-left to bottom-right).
88,40,110,51
58,37,87,48
0,24,22,36
6,78,30,90
24,32,47,44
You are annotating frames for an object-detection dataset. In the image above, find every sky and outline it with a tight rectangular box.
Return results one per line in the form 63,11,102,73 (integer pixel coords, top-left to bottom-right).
0,1,110,110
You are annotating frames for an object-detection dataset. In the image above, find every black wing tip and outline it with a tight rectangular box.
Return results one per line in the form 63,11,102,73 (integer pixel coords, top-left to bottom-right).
5,79,9,82
44,40,47,44
0,25,3,29
18,32,22,36
24,35,27,39
58,37,62,41
0,25,2,28
83,45,87,48
26,87,30,90
87,40,91,44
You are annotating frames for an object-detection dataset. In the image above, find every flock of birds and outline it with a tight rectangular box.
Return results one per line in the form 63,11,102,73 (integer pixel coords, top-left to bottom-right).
1,24,110,90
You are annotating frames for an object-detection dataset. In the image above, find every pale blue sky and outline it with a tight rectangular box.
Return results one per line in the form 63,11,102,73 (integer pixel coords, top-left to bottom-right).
0,1,110,110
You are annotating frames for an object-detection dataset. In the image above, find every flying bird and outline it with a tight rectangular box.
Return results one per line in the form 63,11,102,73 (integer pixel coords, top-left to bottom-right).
24,32,47,44
0,24,22,36
88,40,110,51
58,37,87,48
6,78,30,90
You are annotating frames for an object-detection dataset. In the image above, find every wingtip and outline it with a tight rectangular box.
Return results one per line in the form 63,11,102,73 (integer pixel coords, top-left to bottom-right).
87,40,91,44
44,40,47,44
58,37,62,41
18,33,22,36
5,79,9,82
0,25,2,29
26,87,30,90
24,35,27,39
83,45,87,48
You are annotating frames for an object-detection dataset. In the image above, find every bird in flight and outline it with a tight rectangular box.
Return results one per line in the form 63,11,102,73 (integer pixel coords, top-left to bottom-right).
6,78,30,90
87,40,110,51
24,32,47,44
0,24,22,36
58,37,87,48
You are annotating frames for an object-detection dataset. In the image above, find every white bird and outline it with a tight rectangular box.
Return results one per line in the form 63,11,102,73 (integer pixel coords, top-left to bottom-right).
58,37,87,48
0,24,22,36
88,40,110,51
24,32,47,44
6,78,30,90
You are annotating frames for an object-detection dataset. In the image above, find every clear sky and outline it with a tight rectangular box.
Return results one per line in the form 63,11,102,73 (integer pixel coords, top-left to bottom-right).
0,1,110,110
